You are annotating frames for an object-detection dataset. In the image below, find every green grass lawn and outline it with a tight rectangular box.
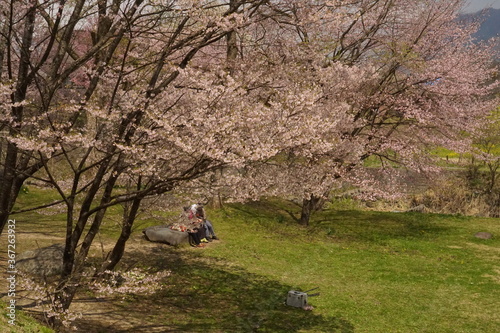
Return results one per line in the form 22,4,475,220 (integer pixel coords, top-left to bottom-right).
201,200,500,333
2,189,499,332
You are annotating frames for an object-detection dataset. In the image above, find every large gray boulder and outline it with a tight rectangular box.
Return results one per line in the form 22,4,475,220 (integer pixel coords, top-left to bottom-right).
143,225,189,246
17,244,64,277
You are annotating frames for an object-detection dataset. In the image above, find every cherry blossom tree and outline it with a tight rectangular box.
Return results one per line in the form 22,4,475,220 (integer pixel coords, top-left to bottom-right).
218,0,499,225
0,0,149,234
1,0,498,325
0,0,271,323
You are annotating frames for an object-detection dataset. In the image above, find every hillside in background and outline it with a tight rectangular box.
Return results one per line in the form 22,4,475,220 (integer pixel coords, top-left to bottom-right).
462,8,500,54
473,8,500,42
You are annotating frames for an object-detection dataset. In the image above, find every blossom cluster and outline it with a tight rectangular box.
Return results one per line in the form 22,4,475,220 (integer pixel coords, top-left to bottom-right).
90,268,171,296
18,273,82,329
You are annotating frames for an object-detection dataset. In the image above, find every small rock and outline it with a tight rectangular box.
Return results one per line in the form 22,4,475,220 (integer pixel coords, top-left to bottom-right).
406,204,428,213
474,232,493,240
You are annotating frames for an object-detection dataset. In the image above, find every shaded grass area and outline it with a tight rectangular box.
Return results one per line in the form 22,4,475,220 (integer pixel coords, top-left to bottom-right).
60,245,353,333
3,188,500,332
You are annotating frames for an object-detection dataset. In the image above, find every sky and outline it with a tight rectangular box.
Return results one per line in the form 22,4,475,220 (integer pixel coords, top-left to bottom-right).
462,0,500,13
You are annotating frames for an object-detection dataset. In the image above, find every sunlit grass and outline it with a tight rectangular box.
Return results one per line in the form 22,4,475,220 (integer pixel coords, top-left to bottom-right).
205,201,500,333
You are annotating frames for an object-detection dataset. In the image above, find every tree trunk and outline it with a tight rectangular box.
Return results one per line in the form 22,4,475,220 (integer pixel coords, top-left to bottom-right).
0,145,20,234
99,196,141,273
299,194,328,226
299,198,313,226
226,0,239,72
0,1,36,235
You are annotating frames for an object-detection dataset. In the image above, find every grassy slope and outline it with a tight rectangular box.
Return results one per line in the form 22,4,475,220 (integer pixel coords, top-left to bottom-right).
203,200,500,333
2,188,499,332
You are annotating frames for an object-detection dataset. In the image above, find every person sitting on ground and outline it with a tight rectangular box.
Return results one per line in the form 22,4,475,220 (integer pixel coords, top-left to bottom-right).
187,227,205,247
190,203,218,241
183,206,208,246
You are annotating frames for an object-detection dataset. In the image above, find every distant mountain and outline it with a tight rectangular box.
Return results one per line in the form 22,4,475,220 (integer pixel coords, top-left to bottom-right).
471,8,500,42
460,8,500,59
460,8,500,41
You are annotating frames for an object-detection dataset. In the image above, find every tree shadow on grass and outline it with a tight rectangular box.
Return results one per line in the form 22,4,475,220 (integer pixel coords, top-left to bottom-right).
226,201,454,244
70,245,354,333
314,210,454,242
